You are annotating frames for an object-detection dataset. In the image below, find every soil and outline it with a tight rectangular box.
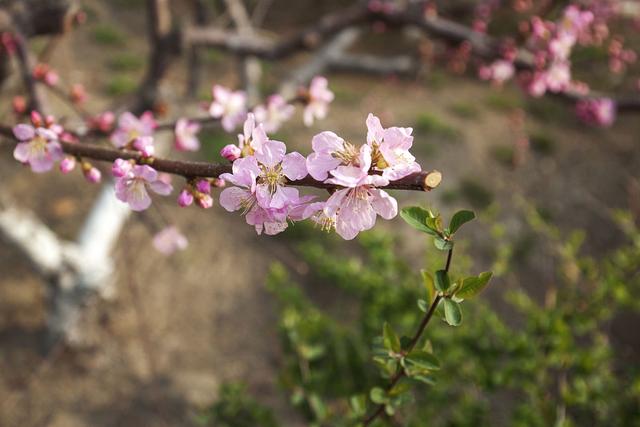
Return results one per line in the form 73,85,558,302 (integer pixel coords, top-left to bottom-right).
0,1,638,426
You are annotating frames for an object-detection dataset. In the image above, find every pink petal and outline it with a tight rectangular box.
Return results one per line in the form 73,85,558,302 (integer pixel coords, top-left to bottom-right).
282,152,307,181
219,187,251,212
306,152,342,181
366,113,384,145
13,142,30,163
255,140,286,167
369,189,398,220
311,131,344,153
149,179,173,196
13,124,35,141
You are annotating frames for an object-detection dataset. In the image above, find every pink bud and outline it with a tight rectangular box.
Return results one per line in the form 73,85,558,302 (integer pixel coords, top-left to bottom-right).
112,158,133,177
177,189,194,207
12,96,26,114
196,179,211,194
84,166,102,184
212,178,226,188
44,71,59,86
196,194,213,209
220,144,241,161
30,110,42,127
59,157,76,174
133,136,155,157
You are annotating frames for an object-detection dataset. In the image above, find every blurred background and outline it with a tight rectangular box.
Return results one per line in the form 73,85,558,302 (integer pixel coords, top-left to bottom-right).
0,0,639,426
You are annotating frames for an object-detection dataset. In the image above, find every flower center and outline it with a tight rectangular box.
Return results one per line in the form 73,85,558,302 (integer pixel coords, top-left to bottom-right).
332,142,360,165
258,164,285,194
28,135,48,156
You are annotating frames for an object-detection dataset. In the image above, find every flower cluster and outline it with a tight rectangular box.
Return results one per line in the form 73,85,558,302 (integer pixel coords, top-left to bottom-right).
218,113,419,239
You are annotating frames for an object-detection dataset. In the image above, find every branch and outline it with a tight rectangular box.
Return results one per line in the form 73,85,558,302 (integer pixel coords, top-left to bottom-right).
362,247,453,426
185,3,640,111
184,4,369,60
56,140,442,192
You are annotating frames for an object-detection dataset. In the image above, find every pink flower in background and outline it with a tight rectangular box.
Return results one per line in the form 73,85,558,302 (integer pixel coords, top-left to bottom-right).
13,124,63,173
114,162,173,211
153,226,188,255
303,76,334,126
110,111,156,148
366,113,421,180
253,95,295,133
544,61,571,92
209,85,247,132
174,118,201,151
576,98,616,127
480,60,515,85
90,111,115,133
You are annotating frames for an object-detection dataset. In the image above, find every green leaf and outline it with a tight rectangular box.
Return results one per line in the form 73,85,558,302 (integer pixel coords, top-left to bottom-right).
417,299,428,313
370,387,388,404
434,237,454,251
349,395,367,416
421,269,436,304
400,207,437,235
405,350,441,371
449,210,476,234
456,271,493,299
443,299,462,326
434,270,451,292
383,322,402,353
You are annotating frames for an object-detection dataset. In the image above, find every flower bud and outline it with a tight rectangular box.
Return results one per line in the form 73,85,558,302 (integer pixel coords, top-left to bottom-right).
59,156,76,174
220,144,241,162
196,179,211,194
12,96,26,114
83,164,102,184
212,178,226,188
196,194,213,209
177,189,194,207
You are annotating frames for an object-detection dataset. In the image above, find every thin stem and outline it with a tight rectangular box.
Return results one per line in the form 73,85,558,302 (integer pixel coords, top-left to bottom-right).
363,248,454,426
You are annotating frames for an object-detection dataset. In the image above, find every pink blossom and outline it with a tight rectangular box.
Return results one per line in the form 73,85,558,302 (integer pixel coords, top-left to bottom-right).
544,61,571,92
221,144,241,162
365,114,420,181
132,136,155,157
303,76,334,126
174,118,201,152
319,145,397,239
197,194,214,209
481,59,515,84
208,85,247,132
253,95,295,133
237,113,268,157
59,156,76,174
110,111,156,148
219,140,308,234
90,111,115,133
114,163,173,211
306,131,355,181
13,124,63,173
153,226,188,255
576,98,616,127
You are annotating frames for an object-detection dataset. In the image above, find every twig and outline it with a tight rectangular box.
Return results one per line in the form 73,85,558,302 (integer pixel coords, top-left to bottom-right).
362,247,453,426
